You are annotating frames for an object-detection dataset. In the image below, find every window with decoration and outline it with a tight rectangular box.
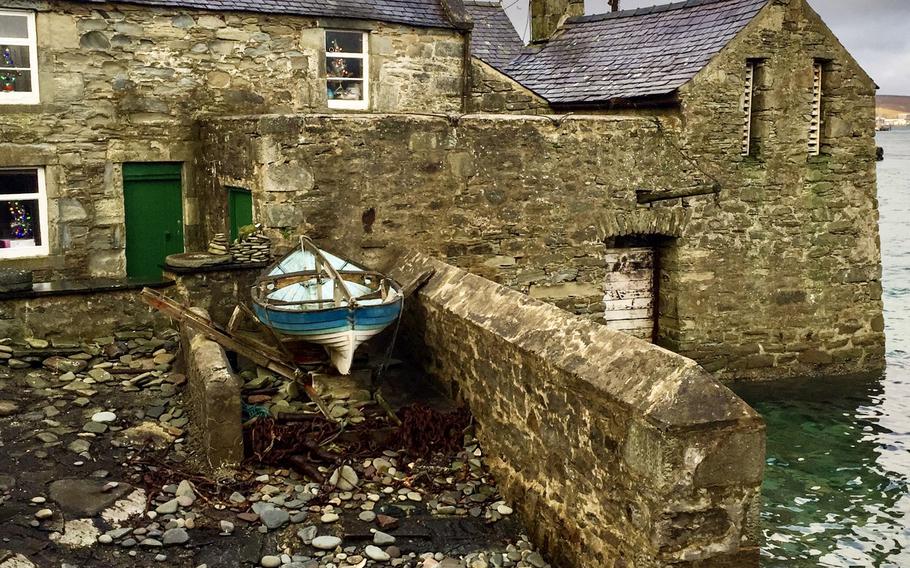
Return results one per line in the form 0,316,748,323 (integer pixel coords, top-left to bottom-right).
0,10,39,105
0,168,48,259
325,30,369,110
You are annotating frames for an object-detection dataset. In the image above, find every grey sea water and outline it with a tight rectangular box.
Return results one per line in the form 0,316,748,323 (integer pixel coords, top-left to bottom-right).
733,130,910,567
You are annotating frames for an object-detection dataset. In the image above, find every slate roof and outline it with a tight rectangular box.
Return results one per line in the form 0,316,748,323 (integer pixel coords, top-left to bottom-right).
463,0,524,71
70,0,457,29
506,0,769,106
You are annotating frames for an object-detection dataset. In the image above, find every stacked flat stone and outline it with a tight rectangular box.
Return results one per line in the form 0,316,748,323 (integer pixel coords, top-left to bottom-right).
207,234,229,255
230,232,272,264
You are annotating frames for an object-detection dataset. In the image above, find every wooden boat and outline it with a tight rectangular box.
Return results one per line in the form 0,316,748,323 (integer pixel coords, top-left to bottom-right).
251,237,402,375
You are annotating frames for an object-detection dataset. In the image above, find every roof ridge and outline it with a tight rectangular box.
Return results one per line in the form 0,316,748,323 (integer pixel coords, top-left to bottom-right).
569,0,758,24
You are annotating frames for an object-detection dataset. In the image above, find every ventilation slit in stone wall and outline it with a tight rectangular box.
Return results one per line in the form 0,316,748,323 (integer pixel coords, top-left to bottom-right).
741,61,755,156
809,61,823,156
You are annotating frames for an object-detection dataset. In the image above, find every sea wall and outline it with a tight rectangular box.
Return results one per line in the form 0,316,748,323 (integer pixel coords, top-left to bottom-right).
389,252,765,567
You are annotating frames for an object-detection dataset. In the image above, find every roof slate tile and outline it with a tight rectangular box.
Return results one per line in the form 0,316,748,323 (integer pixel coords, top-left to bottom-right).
504,0,767,105
70,0,456,29
463,0,524,71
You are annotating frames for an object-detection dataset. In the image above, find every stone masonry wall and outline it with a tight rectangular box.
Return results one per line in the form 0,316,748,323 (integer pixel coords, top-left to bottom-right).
389,252,765,568
667,0,885,379
0,0,464,279
198,112,698,323
198,97,883,380
469,59,551,114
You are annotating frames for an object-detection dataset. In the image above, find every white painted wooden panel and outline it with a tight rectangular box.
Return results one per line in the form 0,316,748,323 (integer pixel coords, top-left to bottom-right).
603,247,655,341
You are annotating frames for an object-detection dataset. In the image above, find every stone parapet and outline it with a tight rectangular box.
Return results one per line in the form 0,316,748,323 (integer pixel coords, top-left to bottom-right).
389,252,765,567
179,307,243,472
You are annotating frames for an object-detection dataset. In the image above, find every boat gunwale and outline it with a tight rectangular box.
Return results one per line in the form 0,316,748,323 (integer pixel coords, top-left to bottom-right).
251,239,402,314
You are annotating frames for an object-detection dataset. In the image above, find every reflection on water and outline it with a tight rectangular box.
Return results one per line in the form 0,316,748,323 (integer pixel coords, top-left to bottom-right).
731,130,910,567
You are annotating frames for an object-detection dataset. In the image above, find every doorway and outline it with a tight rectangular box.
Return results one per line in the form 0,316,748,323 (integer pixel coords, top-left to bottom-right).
227,186,253,242
123,163,184,279
604,235,670,343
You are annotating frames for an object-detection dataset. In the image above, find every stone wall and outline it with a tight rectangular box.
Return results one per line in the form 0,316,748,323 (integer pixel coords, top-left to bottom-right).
388,252,765,568
469,59,550,114
198,96,882,380
198,112,696,322
180,307,243,471
0,287,172,341
0,0,465,279
666,0,885,378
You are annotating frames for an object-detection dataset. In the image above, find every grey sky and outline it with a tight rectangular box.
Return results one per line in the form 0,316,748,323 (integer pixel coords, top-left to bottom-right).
503,0,910,95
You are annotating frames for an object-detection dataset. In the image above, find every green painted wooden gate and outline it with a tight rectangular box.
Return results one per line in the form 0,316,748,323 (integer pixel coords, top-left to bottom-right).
123,163,184,279
227,187,253,241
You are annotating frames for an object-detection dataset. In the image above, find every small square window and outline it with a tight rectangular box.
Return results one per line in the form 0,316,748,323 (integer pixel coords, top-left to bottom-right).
0,167,49,259
0,10,39,105
325,30,369,111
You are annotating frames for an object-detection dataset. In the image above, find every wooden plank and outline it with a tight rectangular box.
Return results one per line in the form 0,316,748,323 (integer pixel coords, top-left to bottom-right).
603,309,653,322
604,248,654,264
604,288,652,301
604,297,654,311
139,288,334,421
606,318,654,331
604,270,653,283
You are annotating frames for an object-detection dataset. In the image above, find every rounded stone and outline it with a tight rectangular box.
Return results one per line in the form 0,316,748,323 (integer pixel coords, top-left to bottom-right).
260,555,281,568
364,545,390,561
91,411,117,423
311,535,342,550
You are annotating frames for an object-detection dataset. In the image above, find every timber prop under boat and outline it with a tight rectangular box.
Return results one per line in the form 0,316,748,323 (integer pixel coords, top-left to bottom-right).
251,237,402,375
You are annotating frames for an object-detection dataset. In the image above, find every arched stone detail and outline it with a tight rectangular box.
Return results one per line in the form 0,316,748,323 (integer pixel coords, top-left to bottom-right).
595,208,692,240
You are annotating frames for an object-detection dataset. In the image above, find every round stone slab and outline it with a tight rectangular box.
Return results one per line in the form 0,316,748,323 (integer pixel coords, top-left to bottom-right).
165,252,232,269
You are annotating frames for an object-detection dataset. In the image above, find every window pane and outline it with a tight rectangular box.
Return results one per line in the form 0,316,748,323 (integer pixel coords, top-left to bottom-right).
0,199,42,248
326,31,363,54
326,57,363,79
327,80,364,101
0,69,31,93
0,169,39,194
0,15,29,39
1,45,29,68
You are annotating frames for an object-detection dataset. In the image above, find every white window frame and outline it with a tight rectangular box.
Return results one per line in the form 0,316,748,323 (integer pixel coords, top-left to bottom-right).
0,9,40,105
325,30,369,111
0,167,49,259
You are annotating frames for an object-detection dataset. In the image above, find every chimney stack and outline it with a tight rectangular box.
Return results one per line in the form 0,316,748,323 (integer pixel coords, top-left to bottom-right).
609,0,620,12
530,0,585,43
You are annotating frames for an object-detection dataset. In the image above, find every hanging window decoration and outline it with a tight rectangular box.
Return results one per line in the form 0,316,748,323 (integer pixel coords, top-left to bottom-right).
325,30,369,111
0,168,48,259
0,10,39,104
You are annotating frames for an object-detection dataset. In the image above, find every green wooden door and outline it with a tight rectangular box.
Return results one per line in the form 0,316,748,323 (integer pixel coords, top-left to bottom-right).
227,187,253,241
123,163,184,279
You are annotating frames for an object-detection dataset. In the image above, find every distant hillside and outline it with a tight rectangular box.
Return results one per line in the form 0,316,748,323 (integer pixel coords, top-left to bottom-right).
877,95,910,119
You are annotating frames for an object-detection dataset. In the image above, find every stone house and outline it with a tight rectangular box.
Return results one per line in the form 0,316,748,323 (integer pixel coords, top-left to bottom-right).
0,0,885,380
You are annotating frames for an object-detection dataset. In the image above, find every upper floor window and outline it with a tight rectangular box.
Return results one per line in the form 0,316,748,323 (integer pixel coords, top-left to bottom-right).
808,61,823,156
326,30,369,111
0,10,39,105
0,167,49,259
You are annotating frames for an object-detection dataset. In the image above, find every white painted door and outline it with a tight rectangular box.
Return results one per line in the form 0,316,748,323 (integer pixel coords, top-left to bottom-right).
604,247,655,341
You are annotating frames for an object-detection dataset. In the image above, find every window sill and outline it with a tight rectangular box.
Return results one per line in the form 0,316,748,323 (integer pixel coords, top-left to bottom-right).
0,95,40,106
327,101,370,111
